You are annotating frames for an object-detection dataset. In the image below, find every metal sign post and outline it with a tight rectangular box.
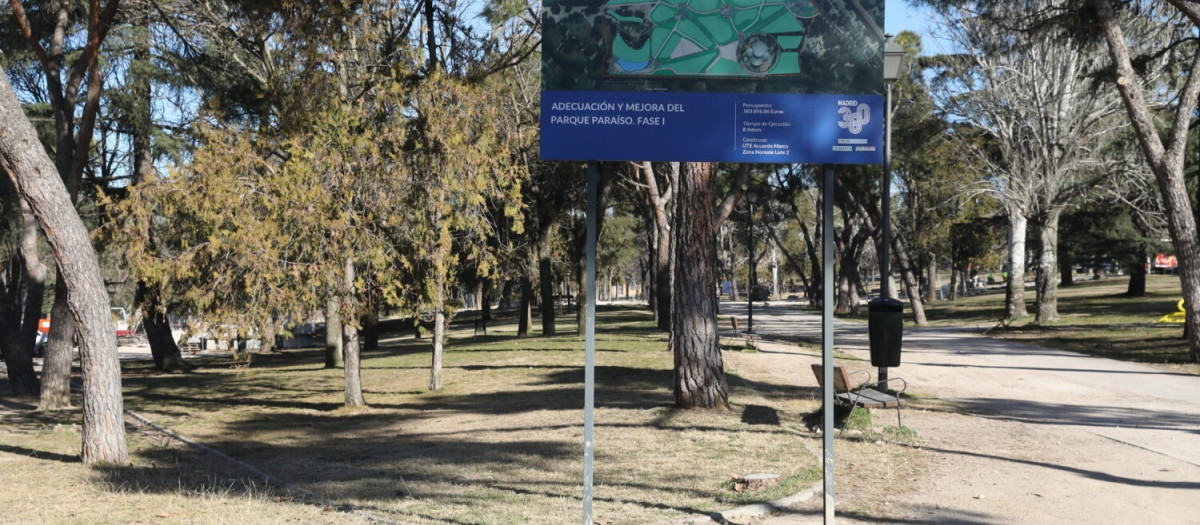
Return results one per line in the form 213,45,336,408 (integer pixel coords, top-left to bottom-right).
582,161,598,524
539,5,890,522
822,165,836,523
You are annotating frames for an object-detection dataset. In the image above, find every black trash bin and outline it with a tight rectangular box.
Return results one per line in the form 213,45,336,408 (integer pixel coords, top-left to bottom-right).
868,297,903,367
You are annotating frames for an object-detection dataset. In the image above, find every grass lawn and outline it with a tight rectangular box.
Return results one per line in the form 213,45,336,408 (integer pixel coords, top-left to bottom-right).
916,274,1199,374
5,306,928,525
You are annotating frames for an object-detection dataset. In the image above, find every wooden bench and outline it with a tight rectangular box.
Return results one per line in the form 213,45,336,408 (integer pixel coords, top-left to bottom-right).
724,316,760,349
811,364,906,427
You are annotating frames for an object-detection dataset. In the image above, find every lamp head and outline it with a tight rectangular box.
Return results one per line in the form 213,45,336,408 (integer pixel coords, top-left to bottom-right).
883,35,905,82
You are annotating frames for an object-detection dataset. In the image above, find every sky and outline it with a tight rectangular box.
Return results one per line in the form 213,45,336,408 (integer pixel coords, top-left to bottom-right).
883,0,948,55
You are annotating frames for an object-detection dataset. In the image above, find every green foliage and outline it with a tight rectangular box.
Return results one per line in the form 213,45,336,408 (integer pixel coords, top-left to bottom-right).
1060,202,1166,269
105,95,408,337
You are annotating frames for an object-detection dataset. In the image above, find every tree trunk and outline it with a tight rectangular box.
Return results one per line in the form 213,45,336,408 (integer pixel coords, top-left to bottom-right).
361,308,379,350
481,279,493,321
128,19,189,372
0,198,42,396
767,226,811,300
16,198,45,380
949,266,960,301
1093,0,1200,363
671,162,728,409
836,270,853,315
925,252,938,302
891,230,929,326
518,270,532,337
0,295,39,396
647,235,658,313
1060,248,1075,287
1006,212,1029,320
654,219,672,330
429,301,445,391
637,161,675,330
342,258,366,407
1035,210,1062,323
1127,258,1147,296
538,218,557,336
1,71,128,465
136,282,190,372
799,220,823,304
39,280,74,410
325,294,343,368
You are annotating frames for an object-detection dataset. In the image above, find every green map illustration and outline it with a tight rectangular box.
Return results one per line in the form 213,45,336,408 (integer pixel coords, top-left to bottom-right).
603,0,820,77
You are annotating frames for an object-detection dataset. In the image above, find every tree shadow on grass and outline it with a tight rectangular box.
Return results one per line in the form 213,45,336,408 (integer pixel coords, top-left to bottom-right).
0,443,79,463
740,404,780,426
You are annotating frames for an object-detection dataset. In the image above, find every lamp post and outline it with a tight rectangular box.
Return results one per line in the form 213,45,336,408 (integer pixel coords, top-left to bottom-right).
746,186,758,334
881,36,904,299
870,36,906,387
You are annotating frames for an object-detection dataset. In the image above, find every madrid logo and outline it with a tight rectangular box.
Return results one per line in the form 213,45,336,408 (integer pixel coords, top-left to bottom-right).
837,102,870,135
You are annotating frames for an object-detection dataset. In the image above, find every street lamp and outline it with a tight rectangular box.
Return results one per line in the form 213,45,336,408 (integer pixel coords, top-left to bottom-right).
745,185,758,334
869,36,907,387
880,35,904,299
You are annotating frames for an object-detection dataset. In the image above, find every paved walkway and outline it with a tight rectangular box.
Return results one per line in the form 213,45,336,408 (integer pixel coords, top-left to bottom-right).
717,302,1200,524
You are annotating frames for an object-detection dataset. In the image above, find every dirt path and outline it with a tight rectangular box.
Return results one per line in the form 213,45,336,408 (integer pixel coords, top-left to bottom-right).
720,303,1200,525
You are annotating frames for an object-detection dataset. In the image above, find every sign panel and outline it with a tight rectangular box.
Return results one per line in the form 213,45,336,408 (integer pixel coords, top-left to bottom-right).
541,0,886,163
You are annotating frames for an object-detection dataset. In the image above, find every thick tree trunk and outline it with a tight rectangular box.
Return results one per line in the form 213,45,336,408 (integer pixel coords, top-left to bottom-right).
836,271,854,315
1127,259,1147,296
361,308,379,350
1060,249,1075,287
325,294,343,368
671,162,728,409
1,72,128,464
1006,212,1029,320
0,296,39,396
835,235,857,315
136,282,190,372
342,258,365,407
1035,210,1062,323
0,199,41,396
39,280,74,410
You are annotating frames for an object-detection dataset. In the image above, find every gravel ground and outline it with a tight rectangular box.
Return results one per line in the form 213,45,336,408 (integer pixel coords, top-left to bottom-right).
717,303,1200,525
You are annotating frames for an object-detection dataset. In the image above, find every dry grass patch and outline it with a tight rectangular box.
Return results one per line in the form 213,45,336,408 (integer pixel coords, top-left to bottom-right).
112,307,823,524
0,404,367,525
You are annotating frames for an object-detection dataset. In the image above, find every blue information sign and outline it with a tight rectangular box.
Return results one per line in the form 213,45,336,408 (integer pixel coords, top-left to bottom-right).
542,91,883,164
541,0,886,164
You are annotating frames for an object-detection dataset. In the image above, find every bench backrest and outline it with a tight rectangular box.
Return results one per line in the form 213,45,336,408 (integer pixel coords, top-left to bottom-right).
810,364,854,391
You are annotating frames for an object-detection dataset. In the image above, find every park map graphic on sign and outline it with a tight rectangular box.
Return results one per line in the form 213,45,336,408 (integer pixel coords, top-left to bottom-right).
541,0,885,163
603,0,820,77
